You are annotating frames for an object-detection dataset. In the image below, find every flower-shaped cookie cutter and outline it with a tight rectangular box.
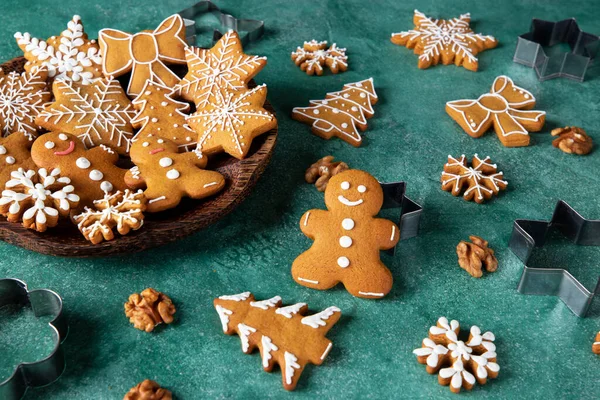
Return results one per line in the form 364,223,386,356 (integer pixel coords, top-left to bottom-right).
380,181,422,254
509,201,600,317
178,0,265,47
0,279,67,400
513,18,600,82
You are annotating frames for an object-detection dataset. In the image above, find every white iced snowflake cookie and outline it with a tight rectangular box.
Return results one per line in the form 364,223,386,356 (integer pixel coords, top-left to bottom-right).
0,167,79,232
291,40,348,75
441,154,507,204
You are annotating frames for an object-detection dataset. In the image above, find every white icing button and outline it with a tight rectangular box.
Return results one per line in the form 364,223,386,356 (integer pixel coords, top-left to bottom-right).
358,185,367,193
157,139,164,144
341,123,348,128
339,236,352,248
151,118,158,123
313,109,319,115
142,142,149,147
89,170,103,181
5,156,15,164
100,181,113,192
0,145,6,154
166,169,180,180
360,93,366,98
159,157,173,167
59,133,68,141
337,256,350,268
76,157,91,169
341,181,350,190
342,218,355,230
44,141,55,149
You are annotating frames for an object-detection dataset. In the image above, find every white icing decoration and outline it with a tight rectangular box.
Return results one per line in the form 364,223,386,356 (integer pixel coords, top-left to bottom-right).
44,141,55,149
341,181,350,190
441,154,507,201
203,182,218,188
339,236,352,248
391,225,396,241
342,218,354,230
448,341,473,361
159,157,173,167
237,323,257,352
439,360,476,389
100,181,113,193
166,169,180,180
430,317,460,342
250,296,281,310
467,325,496,352
89,170,103,181
283,352,301,386
291,40,348,75
413,337,449,368
261,335,279,368
297,277,318,284
148,195,166,204
337,256,350,268
215,304,233,332
357,185,366,193
219,292,251,301
5,156,15,165
338,195,363,207
304,211,310,226
320,342,333,360
275,303,306,318
58,133,68,141
0,146,5,154
142,142,149,147
358,291,385,297
76,157,90,169
301,306,341,328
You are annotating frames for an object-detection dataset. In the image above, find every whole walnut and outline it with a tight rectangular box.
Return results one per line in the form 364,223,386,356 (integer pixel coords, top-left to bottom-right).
456,236,498,278
305,156,349,192
125,288,175,332
551,126,593,155
123,379,172,400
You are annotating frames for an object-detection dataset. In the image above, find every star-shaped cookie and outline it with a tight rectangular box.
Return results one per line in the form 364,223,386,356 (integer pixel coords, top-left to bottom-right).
186,85,276,159
36,78,136,155
175,30,267,108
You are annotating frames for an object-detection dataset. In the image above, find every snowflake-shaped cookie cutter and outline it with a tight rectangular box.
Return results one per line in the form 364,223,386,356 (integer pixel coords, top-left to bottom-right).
178,0,264,47
513,18,600,82
0,278,67,400
509,200,600,317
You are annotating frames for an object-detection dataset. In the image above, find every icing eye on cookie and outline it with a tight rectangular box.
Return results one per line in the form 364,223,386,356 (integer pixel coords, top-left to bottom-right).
341,181,350,190
44,141,55,149
357,185,367,193
58,133,69,141
142,142,150,147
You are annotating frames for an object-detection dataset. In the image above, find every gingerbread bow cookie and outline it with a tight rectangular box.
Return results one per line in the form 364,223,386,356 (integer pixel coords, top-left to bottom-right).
99,14,187,97
291,169,400,299
446,76,546,147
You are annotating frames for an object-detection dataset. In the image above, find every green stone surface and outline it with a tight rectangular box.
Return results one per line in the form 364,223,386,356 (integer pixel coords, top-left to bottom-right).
0,0,599,398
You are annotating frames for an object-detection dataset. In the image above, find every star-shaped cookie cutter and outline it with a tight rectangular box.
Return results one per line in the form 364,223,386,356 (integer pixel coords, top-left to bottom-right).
0,279,67,400
513,18,600,82
380,181,422,254
509,201,600,317
178,0,265,47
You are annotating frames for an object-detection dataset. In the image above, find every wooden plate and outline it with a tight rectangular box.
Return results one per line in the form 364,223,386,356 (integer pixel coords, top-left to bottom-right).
0,57,277,257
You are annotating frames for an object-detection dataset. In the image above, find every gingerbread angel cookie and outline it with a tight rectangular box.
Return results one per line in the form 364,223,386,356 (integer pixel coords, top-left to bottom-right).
0,132,37,189
291,169,399,299
124,136,225,212
31,132,128,207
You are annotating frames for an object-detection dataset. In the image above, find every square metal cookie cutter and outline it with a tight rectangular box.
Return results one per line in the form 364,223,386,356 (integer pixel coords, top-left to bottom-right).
0,279,67,400
380,181,422,254
513,18,600,82
178,0,265,47
508,201,600,317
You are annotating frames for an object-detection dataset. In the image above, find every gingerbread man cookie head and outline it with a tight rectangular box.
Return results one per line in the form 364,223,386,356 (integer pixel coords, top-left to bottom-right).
324,169,383,217
32,131,86,161
130,134,182,164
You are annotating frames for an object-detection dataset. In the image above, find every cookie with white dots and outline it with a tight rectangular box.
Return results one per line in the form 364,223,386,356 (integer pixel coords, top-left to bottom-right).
124,135,225,212
0,131,37,190
31,132,128,208
292,169,399,299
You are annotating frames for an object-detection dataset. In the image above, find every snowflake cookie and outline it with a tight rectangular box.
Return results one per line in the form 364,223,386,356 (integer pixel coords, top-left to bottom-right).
441,155,507,204
446,76,546,147
175,30,267,109
0,167,79,232
391,10,497,71
214,292,341,391
73,189,146,244
291,40,348,75
35,78,136,155
0,67,51,137
292,78,378,147
14,15,102,84
414,317,499,394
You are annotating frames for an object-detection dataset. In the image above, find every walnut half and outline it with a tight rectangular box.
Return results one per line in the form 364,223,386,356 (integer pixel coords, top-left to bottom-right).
123,379,172,400
305,156,349,192
125,288,176,332
551,126,593,155
456,236,498,278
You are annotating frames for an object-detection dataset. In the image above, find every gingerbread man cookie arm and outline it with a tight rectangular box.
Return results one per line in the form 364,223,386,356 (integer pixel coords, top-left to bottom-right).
182,150,208,169
373,218,400,250
299,209,327,239
124,167,145,189
87,144,119,164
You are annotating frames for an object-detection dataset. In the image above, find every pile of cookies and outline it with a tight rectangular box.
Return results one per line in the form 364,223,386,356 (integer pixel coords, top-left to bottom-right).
0,15,276,243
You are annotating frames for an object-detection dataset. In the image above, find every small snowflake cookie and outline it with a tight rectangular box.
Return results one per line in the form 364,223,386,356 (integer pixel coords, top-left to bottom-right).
292,78,378,147
414,317,499,394
0,67,51,137
214,292,341,390
0,167,79,232
446,76,546,147
391,10,497,71
73,189,146,244
441,155,507,204
14,15,102,84
291,40,348,75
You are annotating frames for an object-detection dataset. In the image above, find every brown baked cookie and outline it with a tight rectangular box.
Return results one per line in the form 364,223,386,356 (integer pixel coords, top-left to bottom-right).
0,132,37,189
593,332,600,355
124,135,225,212
31,132,128,207
291,169,399,299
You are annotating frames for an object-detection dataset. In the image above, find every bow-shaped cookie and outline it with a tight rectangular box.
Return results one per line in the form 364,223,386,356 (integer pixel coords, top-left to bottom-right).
99,14,187,97
446,76,546,147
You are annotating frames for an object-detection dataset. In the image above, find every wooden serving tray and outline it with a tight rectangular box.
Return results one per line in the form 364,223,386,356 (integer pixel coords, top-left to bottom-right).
0,57,277,257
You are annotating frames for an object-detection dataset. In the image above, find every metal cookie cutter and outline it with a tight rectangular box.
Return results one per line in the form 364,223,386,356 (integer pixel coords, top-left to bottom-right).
508,201,600,317
0,279,67,400
380,181,422,254
513,18,600,82
178,0,265,47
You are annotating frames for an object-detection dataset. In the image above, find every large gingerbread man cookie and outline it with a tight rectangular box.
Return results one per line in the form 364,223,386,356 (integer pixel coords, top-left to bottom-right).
291,169,400,299
124,135,225,213
31,132,128,207
0,132,37,189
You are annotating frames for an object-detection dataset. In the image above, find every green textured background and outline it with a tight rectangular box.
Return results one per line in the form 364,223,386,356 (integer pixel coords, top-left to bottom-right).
1,0,599,398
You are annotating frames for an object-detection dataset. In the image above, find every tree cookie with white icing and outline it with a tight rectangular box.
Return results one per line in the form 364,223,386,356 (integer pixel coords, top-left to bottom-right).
214,292,341,391
124,136,225,212
291,169,399,299
31,132,128,208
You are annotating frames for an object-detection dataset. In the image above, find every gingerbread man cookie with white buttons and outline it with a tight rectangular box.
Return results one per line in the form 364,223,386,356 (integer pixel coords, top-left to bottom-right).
291,169,399,299
124,136,225,213
31,132,128,208
0,132,37,189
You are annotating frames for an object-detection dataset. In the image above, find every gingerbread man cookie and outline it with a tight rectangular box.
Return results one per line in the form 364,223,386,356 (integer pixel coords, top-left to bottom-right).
0,132,37,189
291,169,399,299
31,132,128,207
124,136,225,212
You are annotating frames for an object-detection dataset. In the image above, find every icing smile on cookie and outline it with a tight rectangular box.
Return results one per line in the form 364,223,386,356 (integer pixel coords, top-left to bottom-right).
149,148,164,155
54,141,75,156
338,195,363,207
